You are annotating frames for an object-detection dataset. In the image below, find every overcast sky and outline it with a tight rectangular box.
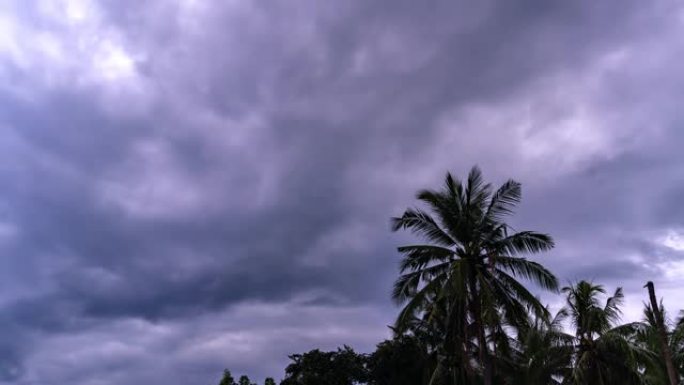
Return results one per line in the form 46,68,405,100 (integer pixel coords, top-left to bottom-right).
1,0,684,384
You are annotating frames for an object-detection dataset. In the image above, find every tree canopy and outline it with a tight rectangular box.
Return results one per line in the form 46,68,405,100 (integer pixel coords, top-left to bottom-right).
216,167,684,385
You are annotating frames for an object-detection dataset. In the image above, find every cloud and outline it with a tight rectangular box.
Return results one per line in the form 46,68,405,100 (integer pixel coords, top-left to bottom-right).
1,0,684,384
16,302,391,384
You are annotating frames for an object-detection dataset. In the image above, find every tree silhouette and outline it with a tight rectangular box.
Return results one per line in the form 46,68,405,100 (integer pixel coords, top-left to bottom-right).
218,370,236,385
392,166,557,384
280,346,368,385
563,281,646,384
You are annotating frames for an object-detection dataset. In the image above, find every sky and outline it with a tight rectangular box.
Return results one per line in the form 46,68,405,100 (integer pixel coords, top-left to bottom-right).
1,0,684,384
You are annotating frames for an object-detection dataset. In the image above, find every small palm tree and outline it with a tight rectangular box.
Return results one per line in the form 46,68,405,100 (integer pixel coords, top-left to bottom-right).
500,308,573,385
391,166,558,385
562,281,649,385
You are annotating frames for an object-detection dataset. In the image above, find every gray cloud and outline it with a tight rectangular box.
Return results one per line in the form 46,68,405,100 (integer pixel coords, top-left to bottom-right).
1,0,684,384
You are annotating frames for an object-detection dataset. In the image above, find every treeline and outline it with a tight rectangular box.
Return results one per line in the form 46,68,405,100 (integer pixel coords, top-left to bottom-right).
217,372,276,385
217,341,429,385
217,167,684,385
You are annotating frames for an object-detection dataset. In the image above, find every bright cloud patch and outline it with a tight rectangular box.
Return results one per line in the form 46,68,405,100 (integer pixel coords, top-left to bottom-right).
660,229,684,252
0,0,147,105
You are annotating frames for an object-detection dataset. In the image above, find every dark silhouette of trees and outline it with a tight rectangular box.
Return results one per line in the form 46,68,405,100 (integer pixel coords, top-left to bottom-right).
391,166,557,384
646,281,679,385
367,335,428,385
628,299,684,385
214,167,684,385
218,370,236,385
562,281,646,384
280,346,368,385
499,308,573,384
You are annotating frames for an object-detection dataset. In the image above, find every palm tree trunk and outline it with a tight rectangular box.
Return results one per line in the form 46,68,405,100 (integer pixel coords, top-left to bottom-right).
645,281,678,385
461,301,473,379
468,270,492,385
479,323,492,385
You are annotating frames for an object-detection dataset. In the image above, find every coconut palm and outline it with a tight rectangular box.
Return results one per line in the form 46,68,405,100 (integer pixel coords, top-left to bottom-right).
499,308,573,385
391,166,558,385
410,291,476,385
562,281,649,385
630,303,684,385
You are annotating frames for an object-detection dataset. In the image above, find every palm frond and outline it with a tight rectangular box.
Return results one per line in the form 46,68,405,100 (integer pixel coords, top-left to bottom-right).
391,208,456,246
494,256,559,292
604,287,625,325
444,172,464,204
481,269,540,329
492,268,551,322
397,244,455,272
485,179,521,222
392,262,451,303
394,274,447,331
416,190,464,242
492,231,555,256
465,166,491,214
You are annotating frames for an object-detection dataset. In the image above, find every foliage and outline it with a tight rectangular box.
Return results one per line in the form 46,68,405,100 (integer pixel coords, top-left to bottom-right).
628,304,684,385
562,281,648,385
391,167,557,384
218,370,236,385
498,308,573,385
215,167,684,385
367,335,428,385
280,346,368,385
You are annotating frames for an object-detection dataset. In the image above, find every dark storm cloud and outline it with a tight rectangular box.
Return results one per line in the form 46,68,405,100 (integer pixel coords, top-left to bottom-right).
0,0,683,384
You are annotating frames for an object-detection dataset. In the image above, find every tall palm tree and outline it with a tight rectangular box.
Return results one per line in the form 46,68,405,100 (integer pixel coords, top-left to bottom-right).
645,282,678,385
562,281,649,385
631,303,684,385
391,166,558,385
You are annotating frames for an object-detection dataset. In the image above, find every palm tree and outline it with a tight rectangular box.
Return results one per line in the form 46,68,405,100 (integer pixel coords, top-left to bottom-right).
631,303,684,385
391,166,558,385
562,281,649,385
500,308,574,385
404,290,474,385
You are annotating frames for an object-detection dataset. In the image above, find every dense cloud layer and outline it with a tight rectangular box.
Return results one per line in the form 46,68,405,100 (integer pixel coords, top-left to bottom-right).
1,0,684,383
